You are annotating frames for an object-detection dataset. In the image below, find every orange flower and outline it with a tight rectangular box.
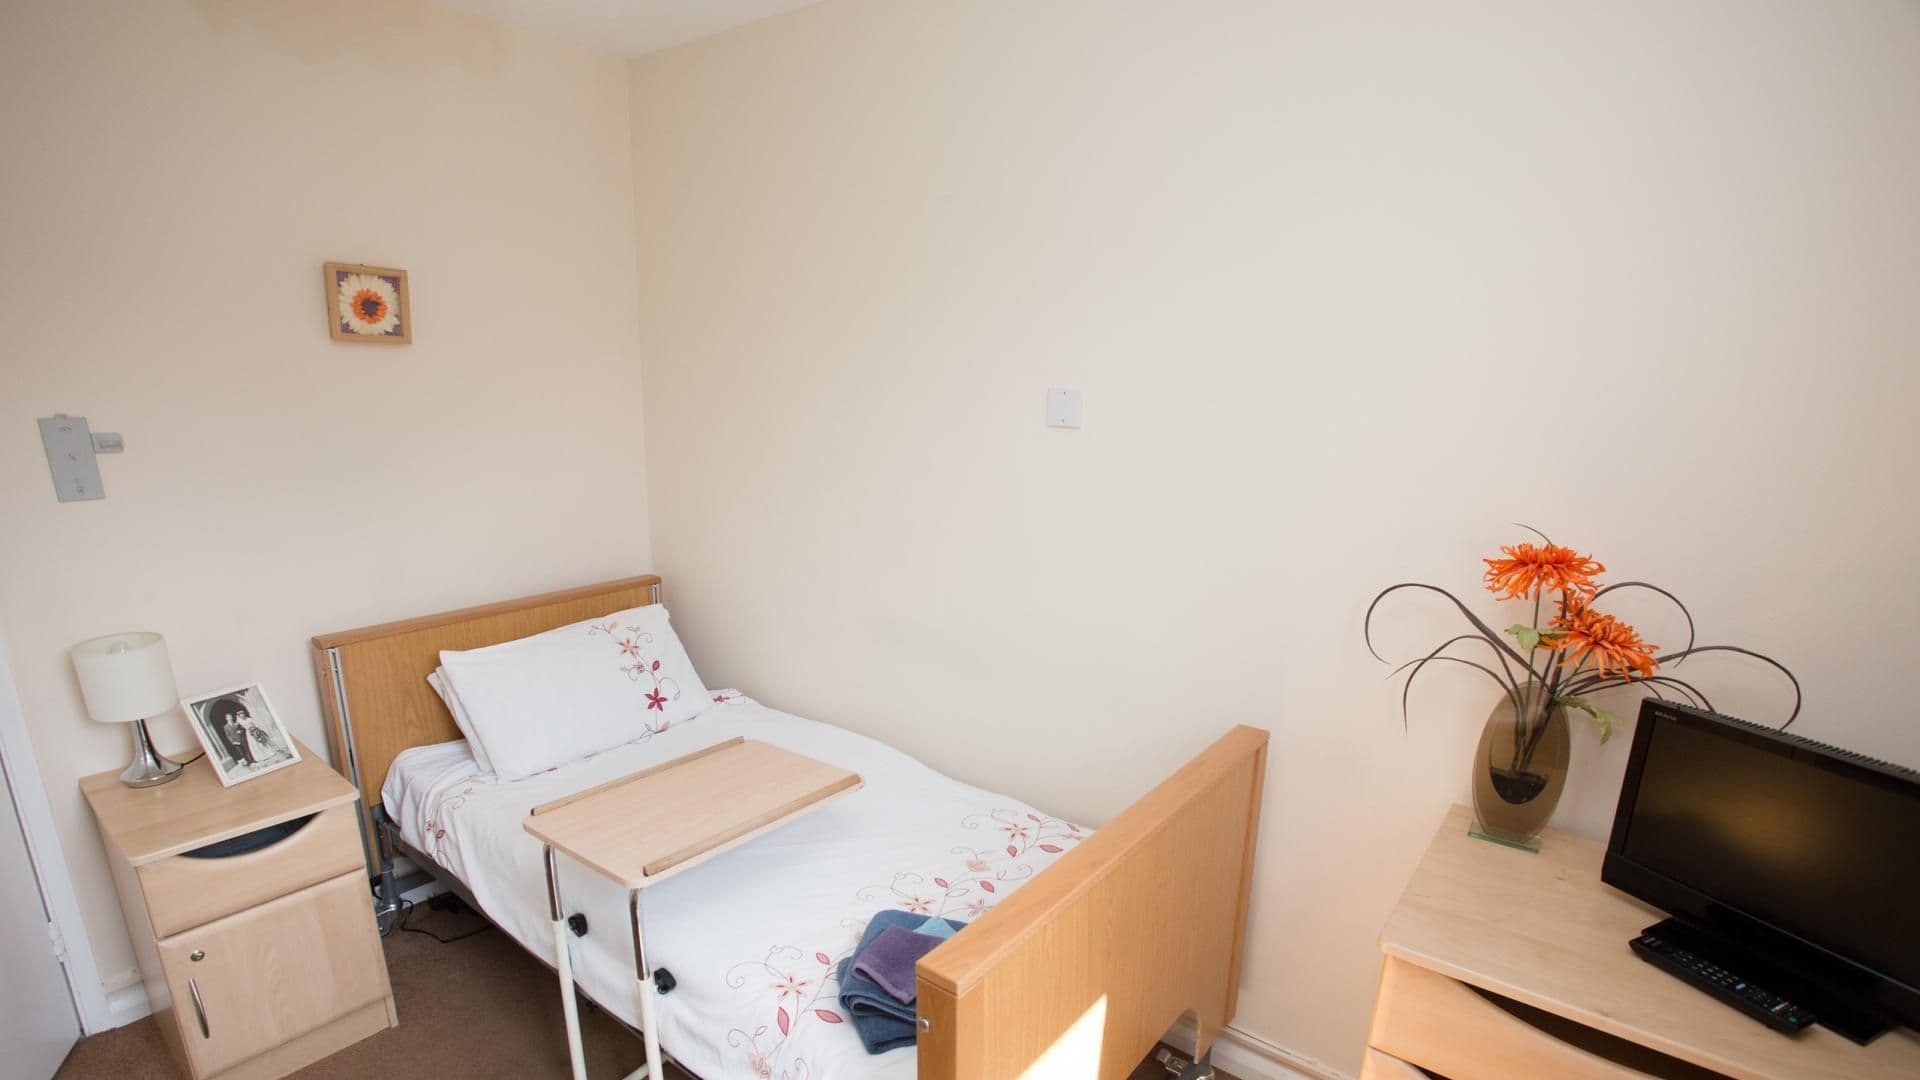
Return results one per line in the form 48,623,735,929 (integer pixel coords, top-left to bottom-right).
1483,543,1604,600
1546,602,1658,678
349,288,389,325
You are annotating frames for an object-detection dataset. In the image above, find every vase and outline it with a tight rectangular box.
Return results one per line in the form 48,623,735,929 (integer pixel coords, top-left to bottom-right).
1469,682,1570,851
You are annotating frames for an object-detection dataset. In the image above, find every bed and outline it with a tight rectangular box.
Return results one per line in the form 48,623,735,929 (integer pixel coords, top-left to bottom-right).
312,575,1267,1080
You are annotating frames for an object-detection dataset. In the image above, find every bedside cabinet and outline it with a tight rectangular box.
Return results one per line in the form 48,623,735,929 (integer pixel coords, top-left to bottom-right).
83,740,396,1080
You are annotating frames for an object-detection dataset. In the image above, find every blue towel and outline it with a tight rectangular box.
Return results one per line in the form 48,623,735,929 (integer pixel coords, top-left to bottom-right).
838,910,967,1054
913,915,960,940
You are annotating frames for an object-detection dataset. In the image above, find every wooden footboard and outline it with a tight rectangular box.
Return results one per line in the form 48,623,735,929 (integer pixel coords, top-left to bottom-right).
916,725,1269,1079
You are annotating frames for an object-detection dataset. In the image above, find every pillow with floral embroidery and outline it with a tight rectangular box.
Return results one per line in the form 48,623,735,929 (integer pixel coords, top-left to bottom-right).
437,604,711,781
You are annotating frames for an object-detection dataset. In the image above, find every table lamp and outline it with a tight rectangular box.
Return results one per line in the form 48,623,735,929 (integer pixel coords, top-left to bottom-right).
72,631,185,788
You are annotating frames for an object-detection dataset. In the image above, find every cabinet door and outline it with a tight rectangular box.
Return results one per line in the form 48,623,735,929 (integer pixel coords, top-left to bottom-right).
157,870,389,1077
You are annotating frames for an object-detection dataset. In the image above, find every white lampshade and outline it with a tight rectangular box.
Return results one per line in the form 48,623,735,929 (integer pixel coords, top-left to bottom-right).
71,632,178,725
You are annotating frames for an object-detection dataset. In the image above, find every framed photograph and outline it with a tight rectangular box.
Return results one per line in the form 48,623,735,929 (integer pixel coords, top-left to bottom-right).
324,261,411,344
183,683,301,787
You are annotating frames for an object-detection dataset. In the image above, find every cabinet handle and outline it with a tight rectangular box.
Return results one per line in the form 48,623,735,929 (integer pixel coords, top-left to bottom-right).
188,978,210,1039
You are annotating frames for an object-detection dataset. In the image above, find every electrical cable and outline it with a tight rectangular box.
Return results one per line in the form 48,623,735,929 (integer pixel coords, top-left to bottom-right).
393,897,494,944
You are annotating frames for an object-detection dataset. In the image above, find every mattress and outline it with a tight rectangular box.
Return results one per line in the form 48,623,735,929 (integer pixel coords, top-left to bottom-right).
381,692,1087,1080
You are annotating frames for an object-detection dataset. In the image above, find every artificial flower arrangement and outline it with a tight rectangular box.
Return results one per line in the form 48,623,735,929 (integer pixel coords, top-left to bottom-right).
1365,527,1799,847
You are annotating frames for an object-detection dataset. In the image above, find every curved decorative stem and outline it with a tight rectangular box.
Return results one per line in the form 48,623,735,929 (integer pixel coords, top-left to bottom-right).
1365,582,1532,670
1651,645,1800,727
1390,636,1522,731
1591,581,1697,665
1566,672,1714,712
1387,634,1522,691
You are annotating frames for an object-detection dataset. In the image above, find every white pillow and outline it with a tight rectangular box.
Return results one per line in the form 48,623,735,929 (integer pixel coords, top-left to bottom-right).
427,667,495,775
437,604,710,780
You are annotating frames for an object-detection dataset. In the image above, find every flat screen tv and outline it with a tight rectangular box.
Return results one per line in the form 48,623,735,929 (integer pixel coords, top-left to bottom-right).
1604,699,1920,1042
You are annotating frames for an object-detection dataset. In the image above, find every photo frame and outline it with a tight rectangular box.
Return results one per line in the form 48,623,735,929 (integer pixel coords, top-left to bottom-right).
324,261,411,344
182,682,301,787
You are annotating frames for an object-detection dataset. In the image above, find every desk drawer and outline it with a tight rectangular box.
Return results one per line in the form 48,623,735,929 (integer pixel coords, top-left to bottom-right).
138,804,362,936
1370,958,1655,1080
1359,1045,1436,1076
1359,1048,1432,1079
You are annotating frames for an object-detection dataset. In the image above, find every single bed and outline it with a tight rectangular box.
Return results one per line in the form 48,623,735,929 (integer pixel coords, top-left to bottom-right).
313,576,1267,1080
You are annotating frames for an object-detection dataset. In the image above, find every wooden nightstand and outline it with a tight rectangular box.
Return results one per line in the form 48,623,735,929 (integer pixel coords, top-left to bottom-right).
82,740,395,1080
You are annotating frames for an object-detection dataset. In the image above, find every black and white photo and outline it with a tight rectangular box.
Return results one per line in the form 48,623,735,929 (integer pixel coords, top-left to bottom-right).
182,682,299,786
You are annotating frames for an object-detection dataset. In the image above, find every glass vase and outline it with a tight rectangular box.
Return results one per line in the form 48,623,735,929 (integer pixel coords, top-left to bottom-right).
1469,682,1570,852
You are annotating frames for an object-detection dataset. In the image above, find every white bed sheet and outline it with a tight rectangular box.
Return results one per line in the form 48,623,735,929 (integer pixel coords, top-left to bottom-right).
381,692,1088,1080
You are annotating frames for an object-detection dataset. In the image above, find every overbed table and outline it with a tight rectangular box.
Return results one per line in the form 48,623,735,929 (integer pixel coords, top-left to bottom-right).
524,736,864,1080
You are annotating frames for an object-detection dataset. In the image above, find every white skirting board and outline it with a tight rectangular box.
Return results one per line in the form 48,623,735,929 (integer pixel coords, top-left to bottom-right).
102,970,150,1029
1166,1016,1350,1080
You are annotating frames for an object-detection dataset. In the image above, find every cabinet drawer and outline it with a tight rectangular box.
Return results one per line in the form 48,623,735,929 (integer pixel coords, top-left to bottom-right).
139,804,362,936
158,870,389,1078
1359,1048,1431,1079
1370,957,1654,1080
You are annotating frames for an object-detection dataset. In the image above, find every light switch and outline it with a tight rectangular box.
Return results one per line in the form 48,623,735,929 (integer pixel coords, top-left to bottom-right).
1046,388,1083,429
38,415,105,502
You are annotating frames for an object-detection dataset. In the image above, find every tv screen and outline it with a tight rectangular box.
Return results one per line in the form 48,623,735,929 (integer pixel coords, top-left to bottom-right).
1605,701,1920,1033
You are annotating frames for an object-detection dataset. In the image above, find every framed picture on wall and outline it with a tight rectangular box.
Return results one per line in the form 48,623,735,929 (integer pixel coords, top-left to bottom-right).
324,261,411,344
182,682,301,786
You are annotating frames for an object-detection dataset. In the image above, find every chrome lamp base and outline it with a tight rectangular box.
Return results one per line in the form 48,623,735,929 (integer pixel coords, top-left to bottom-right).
121,718,184,788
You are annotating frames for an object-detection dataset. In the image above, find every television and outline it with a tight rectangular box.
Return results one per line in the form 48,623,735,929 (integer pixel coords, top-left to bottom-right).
1604,699,1920,1043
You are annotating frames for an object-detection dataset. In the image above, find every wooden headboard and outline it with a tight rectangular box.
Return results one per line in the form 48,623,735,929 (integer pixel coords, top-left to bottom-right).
310,575,661,873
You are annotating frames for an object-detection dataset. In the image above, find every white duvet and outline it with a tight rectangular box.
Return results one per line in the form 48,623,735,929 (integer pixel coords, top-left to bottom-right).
381,693,1087,1080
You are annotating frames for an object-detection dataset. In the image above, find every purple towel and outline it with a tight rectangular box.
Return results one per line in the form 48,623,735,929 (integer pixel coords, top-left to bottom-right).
850,925,945,1004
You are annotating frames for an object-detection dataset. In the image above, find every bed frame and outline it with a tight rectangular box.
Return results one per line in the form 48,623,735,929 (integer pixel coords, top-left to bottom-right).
311,575,1267,1079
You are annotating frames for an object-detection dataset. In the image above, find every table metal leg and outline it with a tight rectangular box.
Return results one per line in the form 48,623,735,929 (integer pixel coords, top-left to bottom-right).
630,889,663,1080
547,845,588,1080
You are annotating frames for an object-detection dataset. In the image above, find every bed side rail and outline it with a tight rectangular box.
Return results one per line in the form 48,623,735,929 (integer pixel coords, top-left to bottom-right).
915,724,1269,1079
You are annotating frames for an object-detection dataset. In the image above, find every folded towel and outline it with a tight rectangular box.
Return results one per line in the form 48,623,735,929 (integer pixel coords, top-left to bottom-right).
853,925,946,1004
838,910,968,1054
913,915,961,940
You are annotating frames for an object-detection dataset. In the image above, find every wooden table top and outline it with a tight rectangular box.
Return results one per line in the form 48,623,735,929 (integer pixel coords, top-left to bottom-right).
80,739,357,865
522,736,862,888
1380,804,1920,1080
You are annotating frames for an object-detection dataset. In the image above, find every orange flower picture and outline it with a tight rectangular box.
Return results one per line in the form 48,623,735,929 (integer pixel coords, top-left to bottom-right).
325,262,410,344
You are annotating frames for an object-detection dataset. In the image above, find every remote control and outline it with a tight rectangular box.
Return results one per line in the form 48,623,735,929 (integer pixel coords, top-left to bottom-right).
1631,932,1816,1034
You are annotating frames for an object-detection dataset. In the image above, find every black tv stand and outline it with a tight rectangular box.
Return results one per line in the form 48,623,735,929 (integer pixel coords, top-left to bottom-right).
1634,917,1892,1045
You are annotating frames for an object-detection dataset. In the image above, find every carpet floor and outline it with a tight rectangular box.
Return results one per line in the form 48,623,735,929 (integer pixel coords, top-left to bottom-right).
55,902,1224,1079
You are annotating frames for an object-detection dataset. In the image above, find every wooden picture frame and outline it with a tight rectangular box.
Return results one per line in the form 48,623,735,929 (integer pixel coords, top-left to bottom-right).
182,682,303,787
324,262,411,344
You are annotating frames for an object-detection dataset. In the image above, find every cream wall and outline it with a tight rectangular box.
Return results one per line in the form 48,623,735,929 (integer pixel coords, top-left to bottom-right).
0,1,650,1003
629,1,1920,1074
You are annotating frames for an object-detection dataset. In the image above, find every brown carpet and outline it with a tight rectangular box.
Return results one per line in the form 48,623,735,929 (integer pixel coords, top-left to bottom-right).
56,902,1225,1079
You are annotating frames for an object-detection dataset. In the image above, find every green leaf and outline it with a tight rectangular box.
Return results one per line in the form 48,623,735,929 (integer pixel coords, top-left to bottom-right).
1505,623,1543,651
1553,696,1618,743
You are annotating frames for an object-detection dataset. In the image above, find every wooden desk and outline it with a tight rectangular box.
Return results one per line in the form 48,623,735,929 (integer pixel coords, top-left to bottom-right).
524,737,863,1080
1365,804,1920,1080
